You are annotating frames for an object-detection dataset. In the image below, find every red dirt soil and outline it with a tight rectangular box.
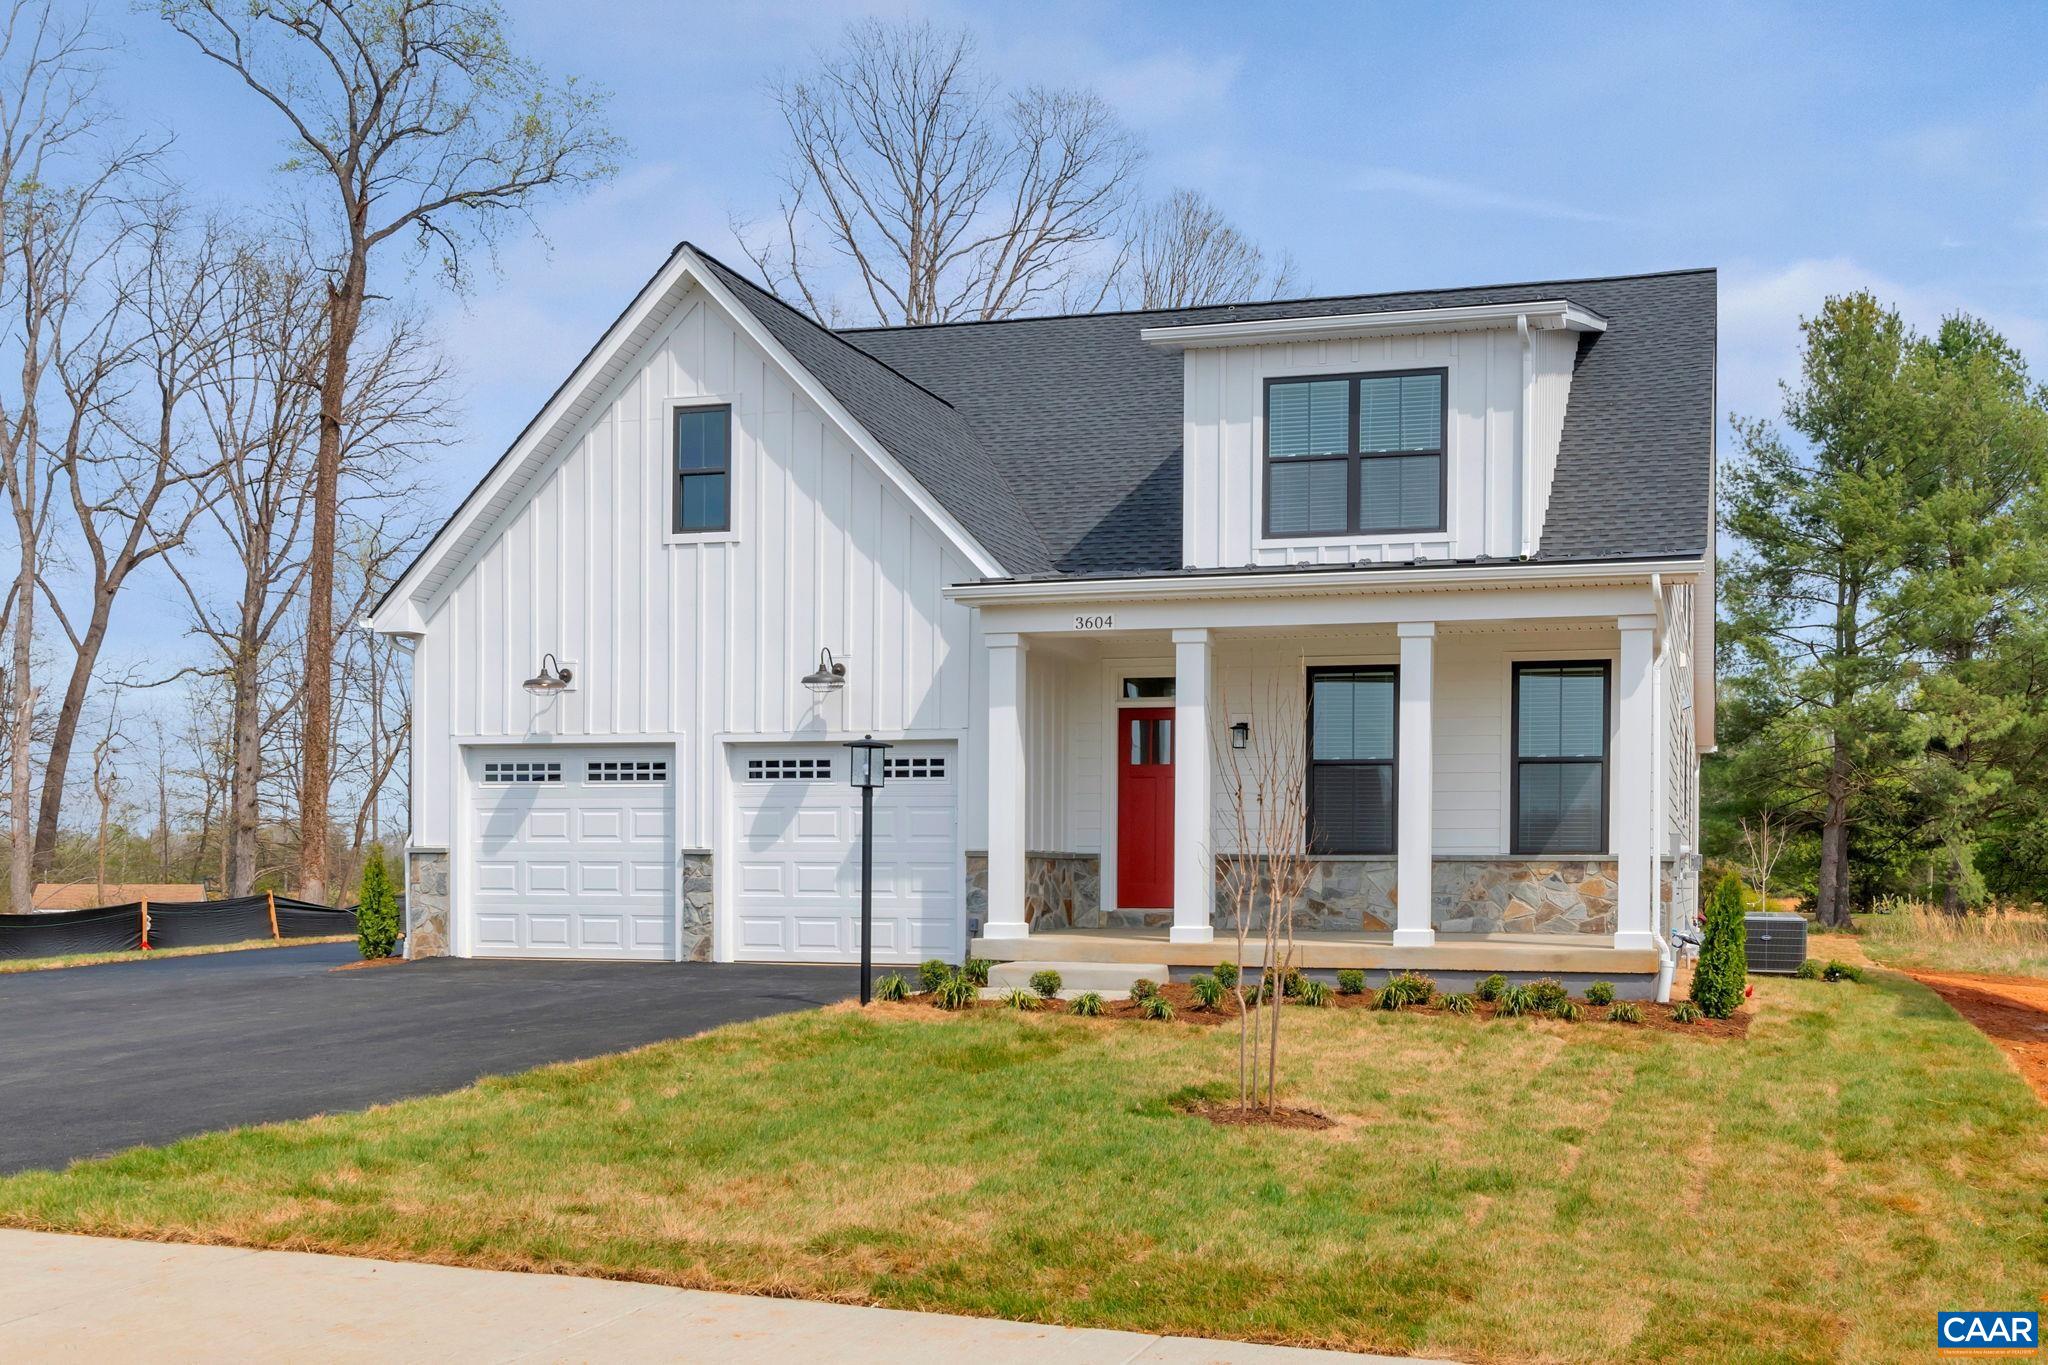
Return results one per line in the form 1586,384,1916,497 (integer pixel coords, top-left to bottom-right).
1906,970,2048,1104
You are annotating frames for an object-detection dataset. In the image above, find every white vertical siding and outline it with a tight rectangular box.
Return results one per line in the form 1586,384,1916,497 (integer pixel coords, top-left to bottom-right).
411,284,977,851
1177,327,1579,570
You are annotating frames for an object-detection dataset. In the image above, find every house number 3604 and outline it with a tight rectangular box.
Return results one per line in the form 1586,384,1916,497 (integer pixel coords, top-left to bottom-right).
1074,613,1113,630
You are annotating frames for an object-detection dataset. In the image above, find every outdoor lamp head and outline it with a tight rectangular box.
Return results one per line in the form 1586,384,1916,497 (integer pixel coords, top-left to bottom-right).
522,653,573,695
802,647,848,694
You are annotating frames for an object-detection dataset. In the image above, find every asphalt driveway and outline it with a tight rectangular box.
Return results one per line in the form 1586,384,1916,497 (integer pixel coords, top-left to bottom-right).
0,945,858,1174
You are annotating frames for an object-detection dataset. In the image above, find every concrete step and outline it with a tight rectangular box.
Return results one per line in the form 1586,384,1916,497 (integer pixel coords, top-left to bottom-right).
984,960,1171,1001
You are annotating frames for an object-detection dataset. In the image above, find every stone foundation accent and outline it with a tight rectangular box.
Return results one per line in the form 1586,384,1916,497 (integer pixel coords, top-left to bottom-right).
680,849,714,962
965,851,1103,933
1210,854,1619,936
1433,857,1617,935
405,848,451,958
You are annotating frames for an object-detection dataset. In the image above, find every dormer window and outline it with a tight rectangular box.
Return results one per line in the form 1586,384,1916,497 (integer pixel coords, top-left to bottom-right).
1264,369,1445,537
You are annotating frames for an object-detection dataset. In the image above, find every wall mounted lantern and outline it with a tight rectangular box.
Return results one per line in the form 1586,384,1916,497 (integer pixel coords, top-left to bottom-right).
522,653,574,696
1230,721,1251,750
801,647,847,694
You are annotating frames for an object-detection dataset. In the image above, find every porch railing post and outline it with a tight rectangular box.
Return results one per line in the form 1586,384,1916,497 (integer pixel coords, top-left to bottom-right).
983,633,1031,941
1170,628,1215,945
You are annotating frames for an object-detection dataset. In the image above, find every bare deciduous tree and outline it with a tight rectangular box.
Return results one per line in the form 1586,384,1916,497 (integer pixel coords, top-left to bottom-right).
1738,812,1787,916
163,0,620,898
740,19,1141,325
1120,189,1297,310
1216,680,1315,1111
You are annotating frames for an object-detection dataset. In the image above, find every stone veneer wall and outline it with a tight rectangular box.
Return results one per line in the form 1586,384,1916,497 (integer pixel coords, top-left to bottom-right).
405,848,451,958
680,849,714,962
1208,855,1621,935
964,851,1103,934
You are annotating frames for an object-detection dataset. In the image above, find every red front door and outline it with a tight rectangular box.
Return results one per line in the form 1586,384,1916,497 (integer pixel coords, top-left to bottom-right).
1117,707,1175,909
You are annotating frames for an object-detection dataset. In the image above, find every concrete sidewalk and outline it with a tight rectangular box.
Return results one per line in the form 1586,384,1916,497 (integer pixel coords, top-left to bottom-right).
0,1230,1446,1362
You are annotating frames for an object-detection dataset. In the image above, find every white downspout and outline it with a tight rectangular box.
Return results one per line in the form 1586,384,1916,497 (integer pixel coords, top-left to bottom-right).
1517,314,1534,558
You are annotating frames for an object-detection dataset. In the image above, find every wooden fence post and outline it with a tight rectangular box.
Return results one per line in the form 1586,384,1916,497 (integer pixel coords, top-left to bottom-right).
266,889,279,940
140,898,150,950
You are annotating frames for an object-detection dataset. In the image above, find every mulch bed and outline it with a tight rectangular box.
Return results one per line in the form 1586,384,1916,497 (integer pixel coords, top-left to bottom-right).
330,955,406,972
884,978,1752,1038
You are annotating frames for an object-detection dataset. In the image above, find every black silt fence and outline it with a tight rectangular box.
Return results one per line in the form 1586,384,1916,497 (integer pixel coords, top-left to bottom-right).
0,903,145,960
146,896,277,948
272,897,361,939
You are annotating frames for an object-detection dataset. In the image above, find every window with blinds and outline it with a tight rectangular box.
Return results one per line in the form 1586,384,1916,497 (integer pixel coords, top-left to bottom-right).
1512,662,1610,854
1307,666,1398,854
1265,369,1445,537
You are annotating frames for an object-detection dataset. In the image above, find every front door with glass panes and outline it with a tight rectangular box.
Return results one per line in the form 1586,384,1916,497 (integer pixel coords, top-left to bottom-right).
1116,676,1176,909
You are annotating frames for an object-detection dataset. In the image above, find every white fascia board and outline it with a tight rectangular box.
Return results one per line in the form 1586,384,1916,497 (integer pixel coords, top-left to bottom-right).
681,248,1006,579
1140,299,1609,350
946,557,1706,607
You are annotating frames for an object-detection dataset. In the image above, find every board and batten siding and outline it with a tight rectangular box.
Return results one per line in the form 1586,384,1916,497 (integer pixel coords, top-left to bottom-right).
410,283,985,854
1178,327,1578,570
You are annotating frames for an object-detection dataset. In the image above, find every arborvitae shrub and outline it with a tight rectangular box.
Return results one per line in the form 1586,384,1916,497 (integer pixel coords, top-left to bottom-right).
356,846,400,960
1690,872,1750,1019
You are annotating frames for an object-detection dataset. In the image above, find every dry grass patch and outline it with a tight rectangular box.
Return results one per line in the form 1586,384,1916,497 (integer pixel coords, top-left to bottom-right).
0,977,2042,1363
1854,905,2048,978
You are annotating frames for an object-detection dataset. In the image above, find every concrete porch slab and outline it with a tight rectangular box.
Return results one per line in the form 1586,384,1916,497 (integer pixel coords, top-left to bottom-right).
973,928,1661,976
986,960,1172,999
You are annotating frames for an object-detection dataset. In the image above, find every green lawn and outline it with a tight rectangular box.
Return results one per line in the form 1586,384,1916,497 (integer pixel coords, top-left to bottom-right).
1,975,2042,1363
0,936,352,974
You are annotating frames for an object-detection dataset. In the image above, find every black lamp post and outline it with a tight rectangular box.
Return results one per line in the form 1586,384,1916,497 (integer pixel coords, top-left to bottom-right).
845,734,891,1005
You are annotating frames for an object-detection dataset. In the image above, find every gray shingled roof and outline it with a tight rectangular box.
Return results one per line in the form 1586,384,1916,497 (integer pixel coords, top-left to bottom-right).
703,248,1716,578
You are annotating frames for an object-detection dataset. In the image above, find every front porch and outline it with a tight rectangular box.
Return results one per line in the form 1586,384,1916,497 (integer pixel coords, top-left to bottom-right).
953,566,1695,991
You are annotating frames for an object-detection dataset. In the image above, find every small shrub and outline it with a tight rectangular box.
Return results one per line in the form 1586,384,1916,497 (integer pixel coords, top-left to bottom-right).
933,974,978,1010
1526,978,1569,1012
1281,967,1306,998
1609,1000,1643,1024
1029,969,1063,999
963,957,993,986
1554,999,1583,1022
355,845,400,960
1139,993,1175,1021
1690,871,1749,1019
1385,971,1437,1006
1001,988,1037,1011
1336,968,1368,995
1298,979,1331,1008
1374,984,1405,1011
1794,958,1823,980
1824,960,1864,983
1495,984,1536,1017
918,959,951,993
1476,973,1508,1003
1189,973,1225,1010
874,973,909,1002
1068,991,1105,1017
1129,977,1160,1002
1585,981,1616,1006
1214,961,1239,989
1441,992,1476,1016
1670,1000,1704,1024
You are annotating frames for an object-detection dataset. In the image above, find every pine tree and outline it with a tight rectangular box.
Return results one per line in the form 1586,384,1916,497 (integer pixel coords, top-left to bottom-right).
356,844,401,960
1690,872,1748,1019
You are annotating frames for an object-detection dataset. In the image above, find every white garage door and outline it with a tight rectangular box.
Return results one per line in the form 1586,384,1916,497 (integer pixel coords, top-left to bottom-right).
730,741,959,963
467,747,674,960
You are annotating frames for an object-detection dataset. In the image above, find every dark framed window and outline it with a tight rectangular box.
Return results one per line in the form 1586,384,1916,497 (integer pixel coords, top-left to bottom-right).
1264,369,1446,538
672,405,731,534
1121,676,1176,699
1512,662,1610,854
1306,666,1397,854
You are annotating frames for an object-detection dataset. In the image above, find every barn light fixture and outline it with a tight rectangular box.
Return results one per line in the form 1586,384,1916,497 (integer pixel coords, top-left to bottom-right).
801,647,847,694
521,653,573,695
1230,721,1250,750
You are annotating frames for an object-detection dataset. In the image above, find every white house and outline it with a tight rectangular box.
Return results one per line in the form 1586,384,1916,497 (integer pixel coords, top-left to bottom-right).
369,244,1715,999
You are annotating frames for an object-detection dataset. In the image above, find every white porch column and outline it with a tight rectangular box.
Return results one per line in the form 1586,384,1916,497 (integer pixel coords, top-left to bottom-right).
1171,628,1215,945
1395,622,1436,947
983,632,1030,940
1614,615,1659,951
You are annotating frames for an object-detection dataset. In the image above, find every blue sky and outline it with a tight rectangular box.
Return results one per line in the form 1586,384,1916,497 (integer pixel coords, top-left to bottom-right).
88,0,2048,663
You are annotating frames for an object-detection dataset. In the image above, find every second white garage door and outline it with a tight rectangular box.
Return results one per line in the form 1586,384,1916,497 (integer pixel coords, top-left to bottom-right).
729,741,960,963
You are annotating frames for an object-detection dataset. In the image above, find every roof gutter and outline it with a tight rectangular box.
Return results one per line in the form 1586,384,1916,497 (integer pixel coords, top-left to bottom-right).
946,557,1709,606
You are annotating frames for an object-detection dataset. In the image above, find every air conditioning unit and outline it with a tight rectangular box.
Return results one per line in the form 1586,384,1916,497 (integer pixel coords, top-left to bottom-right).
1744,912,1807,974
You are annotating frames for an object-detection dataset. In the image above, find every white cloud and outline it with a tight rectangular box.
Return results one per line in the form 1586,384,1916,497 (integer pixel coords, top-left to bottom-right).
1718,257,2048,432
1350,165,1622,225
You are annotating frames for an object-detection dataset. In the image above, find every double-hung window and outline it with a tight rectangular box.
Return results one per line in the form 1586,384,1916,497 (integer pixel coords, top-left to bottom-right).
1512,662,1610,854
1265,369,1445,537
1306,666,1398,854
673,405,731,534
